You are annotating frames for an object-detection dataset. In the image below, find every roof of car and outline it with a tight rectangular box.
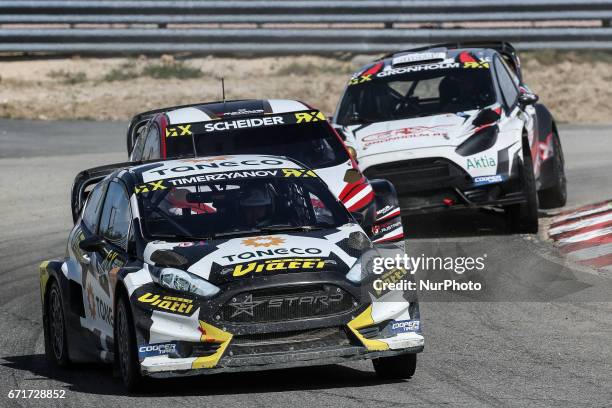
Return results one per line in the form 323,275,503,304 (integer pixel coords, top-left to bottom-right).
162,99,313,125
127,154,312,184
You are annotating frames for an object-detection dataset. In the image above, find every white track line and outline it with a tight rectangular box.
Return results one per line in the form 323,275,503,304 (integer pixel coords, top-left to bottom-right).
552,203,612,224
558,226,612,245
549,211,612,236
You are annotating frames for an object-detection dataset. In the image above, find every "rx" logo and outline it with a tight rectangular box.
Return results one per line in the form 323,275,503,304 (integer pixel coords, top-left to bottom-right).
282,169,317,178
348,74,372,86
463,61,490,69
165,124,192,137
134,180,166,193
294,111,325,123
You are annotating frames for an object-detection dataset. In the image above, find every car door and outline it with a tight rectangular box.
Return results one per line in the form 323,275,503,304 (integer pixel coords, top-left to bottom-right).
77,179,132,346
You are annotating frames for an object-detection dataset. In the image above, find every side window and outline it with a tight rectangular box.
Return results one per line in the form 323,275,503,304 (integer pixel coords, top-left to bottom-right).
82,181,107,233
494,57,519,110
141,125,161,161
99,181,132,250
130,127,148,161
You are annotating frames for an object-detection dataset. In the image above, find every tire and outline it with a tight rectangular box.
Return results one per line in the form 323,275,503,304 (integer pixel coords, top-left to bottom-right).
506,139,539,233
115,293,143,392
45,281,71,367
538,132,567,209
372,353,417,380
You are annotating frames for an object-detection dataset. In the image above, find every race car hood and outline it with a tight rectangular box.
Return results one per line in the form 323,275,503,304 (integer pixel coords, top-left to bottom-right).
347,111,482,158
142,223,366,285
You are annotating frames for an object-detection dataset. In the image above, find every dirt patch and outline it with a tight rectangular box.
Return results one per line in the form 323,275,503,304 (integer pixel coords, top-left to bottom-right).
0,52,610,123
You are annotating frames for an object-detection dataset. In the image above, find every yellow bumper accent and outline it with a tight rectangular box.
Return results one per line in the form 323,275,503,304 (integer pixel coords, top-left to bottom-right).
347,305,389,351
191,321,233,369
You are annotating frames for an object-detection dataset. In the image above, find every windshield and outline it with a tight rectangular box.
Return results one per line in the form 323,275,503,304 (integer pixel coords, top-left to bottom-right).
165,121,349,169
138,177,352,240
336,67,496,125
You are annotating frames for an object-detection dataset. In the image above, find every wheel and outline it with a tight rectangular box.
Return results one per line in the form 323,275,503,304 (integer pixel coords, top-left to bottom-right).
506,139,539,233
45,281,71,367
538,131,567,209
115,293,142,391
372,353,417,380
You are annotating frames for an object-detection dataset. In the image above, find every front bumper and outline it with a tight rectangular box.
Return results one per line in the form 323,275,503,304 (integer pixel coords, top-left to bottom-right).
131,273,423,378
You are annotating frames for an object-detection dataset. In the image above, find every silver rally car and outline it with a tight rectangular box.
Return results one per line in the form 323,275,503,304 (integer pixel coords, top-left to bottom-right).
40,154,423,391
333,42,567,232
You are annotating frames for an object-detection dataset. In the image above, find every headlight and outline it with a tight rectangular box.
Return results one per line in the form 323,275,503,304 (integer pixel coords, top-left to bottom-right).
346,260,363,283
455,126,498,157
159,268,220,297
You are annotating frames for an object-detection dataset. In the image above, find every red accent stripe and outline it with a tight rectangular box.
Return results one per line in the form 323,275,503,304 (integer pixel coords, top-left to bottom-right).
159,114,168,158
373,231,404,243
339,180,367,201
560,233,612,254
362,61,384,76
550,219,612,241
346,190,374,212
377,209,401,222
578,253,612,268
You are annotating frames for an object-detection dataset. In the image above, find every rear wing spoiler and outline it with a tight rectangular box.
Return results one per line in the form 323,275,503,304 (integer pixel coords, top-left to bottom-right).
70,161,133,223
381,41,522,81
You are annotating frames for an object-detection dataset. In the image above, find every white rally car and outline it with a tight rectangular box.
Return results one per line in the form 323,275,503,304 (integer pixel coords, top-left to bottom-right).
333,42,567,232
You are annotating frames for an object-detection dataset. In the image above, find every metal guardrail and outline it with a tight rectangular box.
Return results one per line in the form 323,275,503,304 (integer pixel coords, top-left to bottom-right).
1,1,612,54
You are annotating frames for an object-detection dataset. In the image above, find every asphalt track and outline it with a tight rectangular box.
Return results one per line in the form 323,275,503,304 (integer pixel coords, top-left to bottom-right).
0,120,611,407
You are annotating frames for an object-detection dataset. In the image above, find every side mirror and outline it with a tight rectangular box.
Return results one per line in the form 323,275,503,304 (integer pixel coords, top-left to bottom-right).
351,211,365,225
518,92,539,106
344,168,362,183
79,235,107,254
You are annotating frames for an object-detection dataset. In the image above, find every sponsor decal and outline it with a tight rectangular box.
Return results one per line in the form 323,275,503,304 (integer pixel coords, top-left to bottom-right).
183,156,233,163
392,52,446,66
389,319,420,334
372,220,402,236
165,124,193,137
222,108,265,117
361,126,450,148
147,159,285,177
137,293,195,315
377,205,394,218
242,236,285,248
282,168,317,178
221,247,323,263
138,342,177,358
466,156,497,170
463,61,490,69
226,257,327,277
294,111,325,123
227,292,345,318
86,283,113,325
203,116,284,132
376,62,460,78
473,174,505,186
134,180,167,194
166,169,279,185
348,74,373,86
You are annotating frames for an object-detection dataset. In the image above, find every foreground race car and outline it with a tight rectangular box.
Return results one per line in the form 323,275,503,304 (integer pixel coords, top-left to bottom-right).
123,99,404,245
41,155,423,390
333,42,567,232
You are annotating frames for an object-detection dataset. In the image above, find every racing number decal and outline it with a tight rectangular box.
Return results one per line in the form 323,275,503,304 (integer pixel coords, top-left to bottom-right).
294,111,325,123
166,124,193,137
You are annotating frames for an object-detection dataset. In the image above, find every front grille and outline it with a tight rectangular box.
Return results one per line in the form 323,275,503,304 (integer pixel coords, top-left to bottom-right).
219,284,357,324
364,158,470,194
229,327,351,355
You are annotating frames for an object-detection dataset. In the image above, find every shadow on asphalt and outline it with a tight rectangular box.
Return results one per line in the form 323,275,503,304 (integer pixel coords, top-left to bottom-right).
402,208,511,238
2,354,406,396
